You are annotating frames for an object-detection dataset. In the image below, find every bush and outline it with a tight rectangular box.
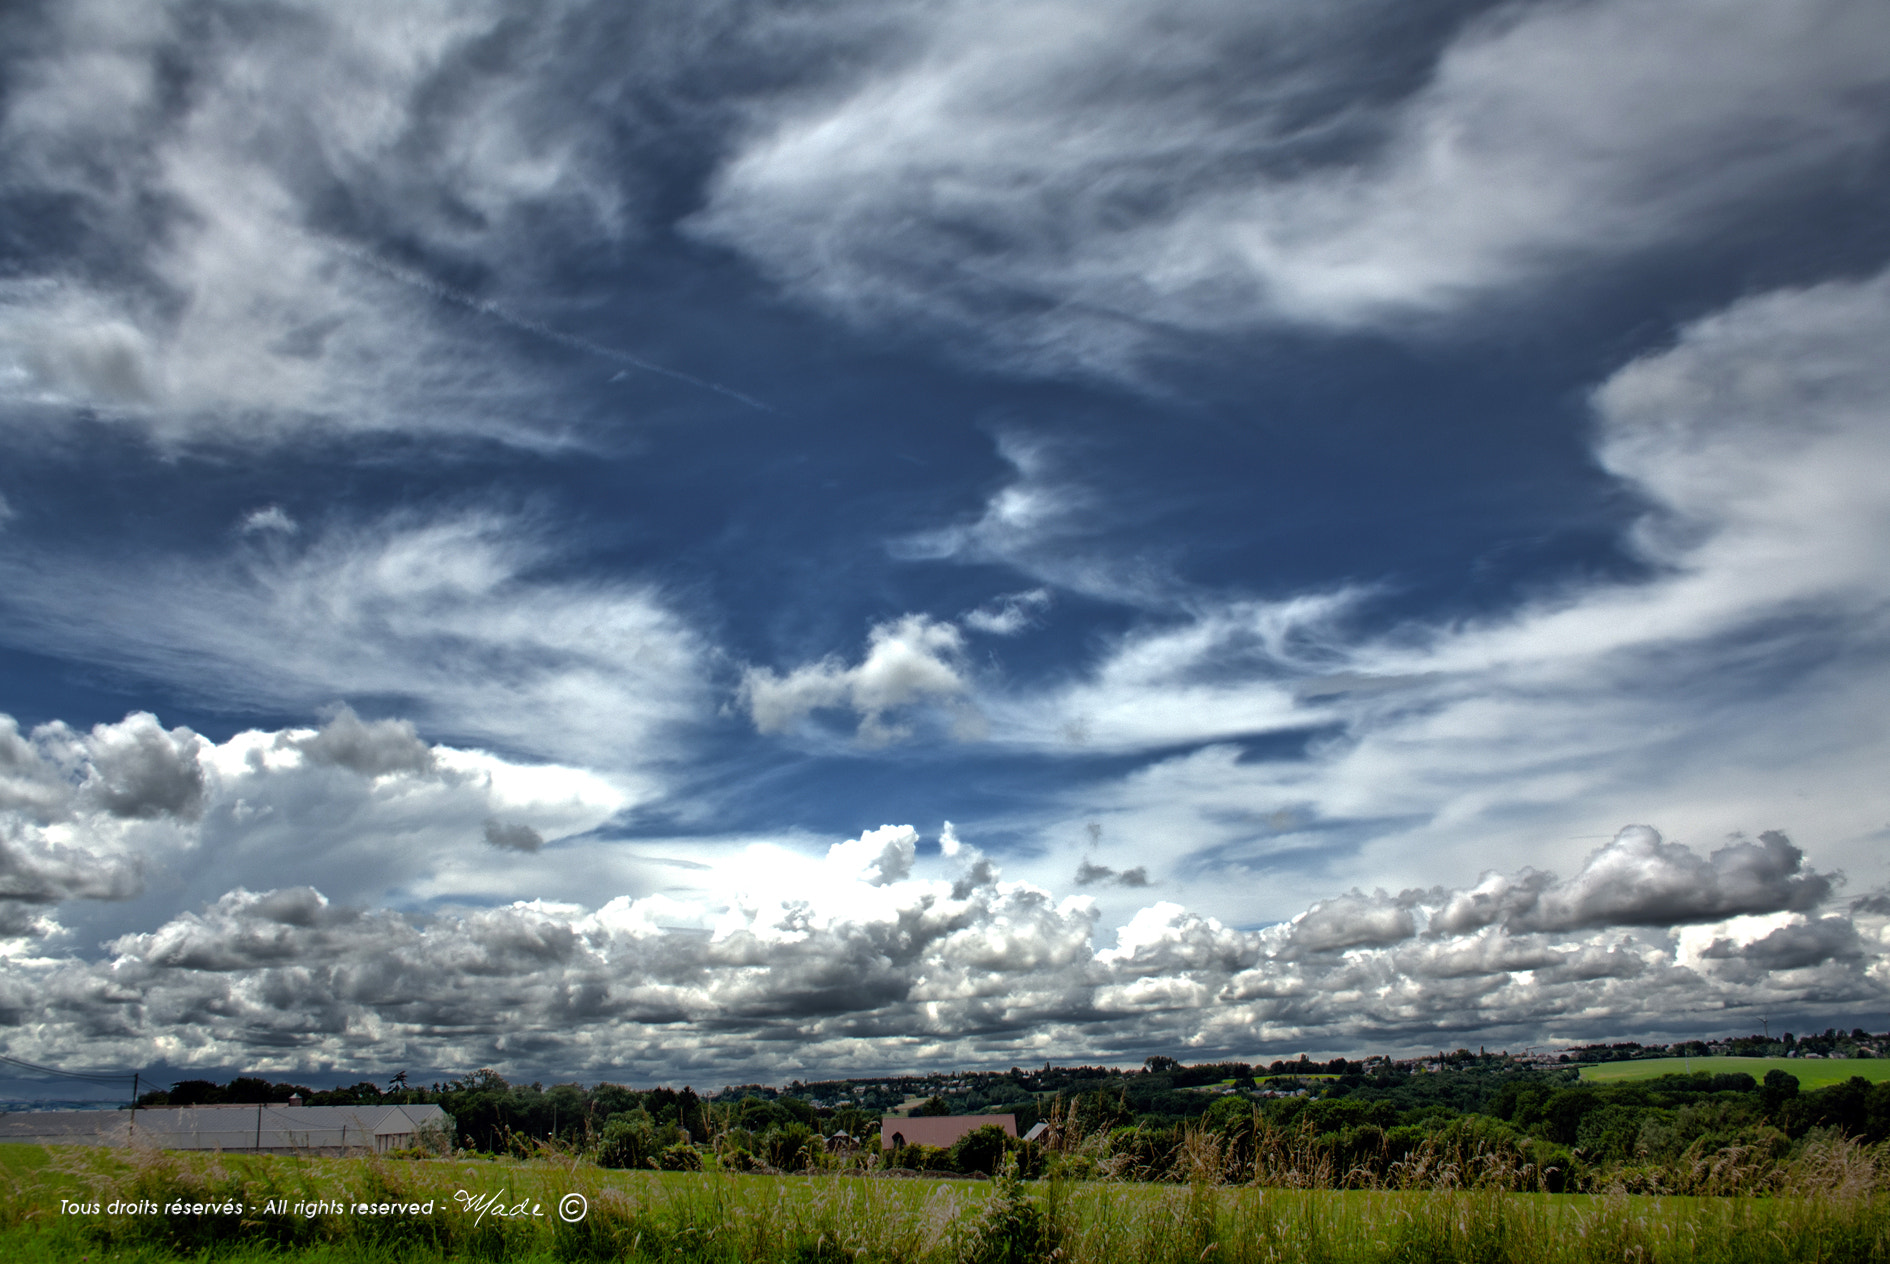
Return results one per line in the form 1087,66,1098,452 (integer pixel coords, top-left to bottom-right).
888,1143,956,1172
718,1146,761,1173
596,1116,655,1169
762,1121,820,1171
657,1142,703,1171
956,1162,1058,1264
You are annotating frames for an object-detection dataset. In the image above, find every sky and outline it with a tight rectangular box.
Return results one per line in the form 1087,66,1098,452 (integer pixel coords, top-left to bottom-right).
2,0,1890,1095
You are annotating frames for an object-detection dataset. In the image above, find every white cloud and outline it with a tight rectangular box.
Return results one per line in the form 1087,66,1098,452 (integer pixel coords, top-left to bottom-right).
742,614,974,745
0,0,645,443
991,592,1361,752
0,509,706,777
825,824,919,886
750,265,1890,919
693,0,1890,376
0,708,631,949
239,506,298,536
914,267,1890,928
963,588,1051,636
1,749,1879,1076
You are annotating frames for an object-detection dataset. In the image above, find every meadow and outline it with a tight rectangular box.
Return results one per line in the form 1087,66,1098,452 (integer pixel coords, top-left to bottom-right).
1581,1059,1890,1091
3,1141,1890,1263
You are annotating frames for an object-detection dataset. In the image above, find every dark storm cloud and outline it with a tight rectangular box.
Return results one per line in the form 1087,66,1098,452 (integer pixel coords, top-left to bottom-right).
1074,860,1150,889
483,819,546,853
291,706,436,778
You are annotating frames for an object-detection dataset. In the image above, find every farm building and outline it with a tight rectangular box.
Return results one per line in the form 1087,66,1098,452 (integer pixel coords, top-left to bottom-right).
0,1102,451,1154
880,1113,1015,1150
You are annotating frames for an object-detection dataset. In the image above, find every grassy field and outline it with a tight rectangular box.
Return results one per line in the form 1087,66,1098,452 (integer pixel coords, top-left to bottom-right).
3,1143,1890,1263
1580,1057,1890,1090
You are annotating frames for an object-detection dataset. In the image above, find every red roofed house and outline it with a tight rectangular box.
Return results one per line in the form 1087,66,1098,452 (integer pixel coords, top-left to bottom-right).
881,1113,1016,1150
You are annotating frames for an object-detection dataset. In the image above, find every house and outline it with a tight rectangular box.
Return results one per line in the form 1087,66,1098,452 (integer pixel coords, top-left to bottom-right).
0,1103,452,1154
880,1113,1015,1151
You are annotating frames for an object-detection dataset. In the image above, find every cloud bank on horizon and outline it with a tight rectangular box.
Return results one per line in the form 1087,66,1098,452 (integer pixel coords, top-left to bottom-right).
0,710,1877,1080
1,0,1888,1084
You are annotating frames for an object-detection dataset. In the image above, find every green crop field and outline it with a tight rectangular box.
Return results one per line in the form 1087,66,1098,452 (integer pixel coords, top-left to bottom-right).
4,1143,1890,1263
1579,1057,1890,1090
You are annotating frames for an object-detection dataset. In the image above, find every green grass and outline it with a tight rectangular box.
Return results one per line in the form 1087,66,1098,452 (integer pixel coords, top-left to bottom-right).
1579,1057,1890,1089
4,1144,1890,1263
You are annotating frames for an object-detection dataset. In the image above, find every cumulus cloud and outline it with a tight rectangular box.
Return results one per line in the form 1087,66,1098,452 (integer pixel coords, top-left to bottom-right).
2,711,206,825
1701,917,1864,973
1421,828,1838,940
0,825,143,938
1288,890,1418,954
742,615,974,745
78,713,207,820
1524,828,1834,932
826,824,918,886
291,707,436,778
0,708,628,948
693,0,1890,376
0,803,1878,1077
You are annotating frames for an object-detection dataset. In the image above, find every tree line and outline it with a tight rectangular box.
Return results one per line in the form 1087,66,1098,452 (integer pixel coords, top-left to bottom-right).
129,1052,1890,1191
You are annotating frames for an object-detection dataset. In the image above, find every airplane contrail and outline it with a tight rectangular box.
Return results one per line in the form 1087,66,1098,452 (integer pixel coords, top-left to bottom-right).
315,233,779,415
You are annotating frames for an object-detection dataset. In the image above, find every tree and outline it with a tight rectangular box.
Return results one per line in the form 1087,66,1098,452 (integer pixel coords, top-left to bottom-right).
951,1124,1013,1175
1761,1069,1800,1118
913,1096,951,1117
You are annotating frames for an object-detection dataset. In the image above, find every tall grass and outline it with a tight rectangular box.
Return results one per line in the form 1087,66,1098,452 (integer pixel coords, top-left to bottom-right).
2,1141,1889,1262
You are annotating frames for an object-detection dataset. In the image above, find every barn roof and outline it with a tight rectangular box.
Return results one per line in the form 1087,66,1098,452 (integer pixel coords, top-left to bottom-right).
878,1113,1016,1149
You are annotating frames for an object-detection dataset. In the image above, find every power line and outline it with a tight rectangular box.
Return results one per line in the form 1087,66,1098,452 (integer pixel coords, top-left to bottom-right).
0,1052,138,1084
